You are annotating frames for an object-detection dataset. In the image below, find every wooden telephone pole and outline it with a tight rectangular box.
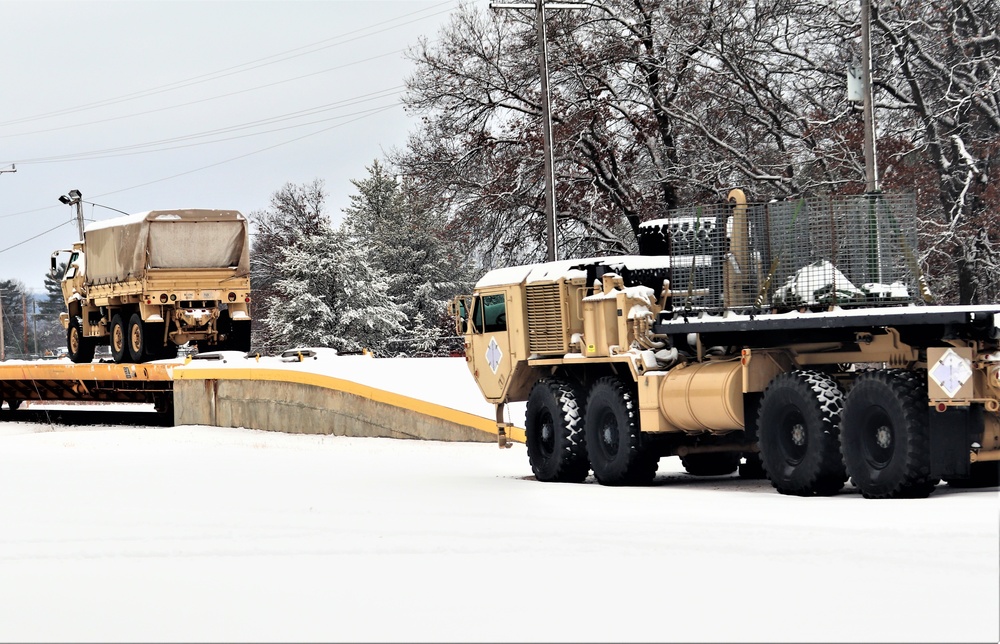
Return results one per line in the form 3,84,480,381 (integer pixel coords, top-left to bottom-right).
0,291,5,362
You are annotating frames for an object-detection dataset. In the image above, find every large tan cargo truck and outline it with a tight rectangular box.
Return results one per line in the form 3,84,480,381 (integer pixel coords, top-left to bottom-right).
452,192,1000,498
51,209,252,364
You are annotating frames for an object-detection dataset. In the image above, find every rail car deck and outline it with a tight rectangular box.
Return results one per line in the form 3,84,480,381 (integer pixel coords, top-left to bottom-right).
0,359,181,411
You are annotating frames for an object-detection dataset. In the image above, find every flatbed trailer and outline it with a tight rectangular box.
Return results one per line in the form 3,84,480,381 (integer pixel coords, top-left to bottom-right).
0,360,180,414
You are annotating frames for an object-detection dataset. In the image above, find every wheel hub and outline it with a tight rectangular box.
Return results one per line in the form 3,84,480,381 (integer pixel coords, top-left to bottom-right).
790,422,807,447
600,414,619,456
874,425,892,449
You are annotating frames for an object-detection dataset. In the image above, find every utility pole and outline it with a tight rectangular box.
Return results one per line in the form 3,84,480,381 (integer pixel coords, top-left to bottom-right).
860,0,879,193
32,299,38,355
58,189,85,240
489,1,589,262
22,291,27,357
0,291,5,362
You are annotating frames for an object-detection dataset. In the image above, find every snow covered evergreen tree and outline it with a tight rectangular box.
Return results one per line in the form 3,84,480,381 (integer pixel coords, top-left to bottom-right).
249,180,328,352
342,160,472,355
262,222,406,354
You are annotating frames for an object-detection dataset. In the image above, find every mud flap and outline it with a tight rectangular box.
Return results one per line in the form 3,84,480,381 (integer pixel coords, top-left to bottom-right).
929,406,976,479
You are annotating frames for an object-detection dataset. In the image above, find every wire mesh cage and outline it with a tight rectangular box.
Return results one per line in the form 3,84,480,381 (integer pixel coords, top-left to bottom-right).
637,192,922,313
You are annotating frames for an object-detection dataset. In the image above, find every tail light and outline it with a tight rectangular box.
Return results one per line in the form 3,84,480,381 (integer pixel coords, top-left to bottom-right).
228,292,236,302
160,293,168,303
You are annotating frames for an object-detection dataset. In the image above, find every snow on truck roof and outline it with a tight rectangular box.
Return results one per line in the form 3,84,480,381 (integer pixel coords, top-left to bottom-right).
474,255,692,289
84,209,245,232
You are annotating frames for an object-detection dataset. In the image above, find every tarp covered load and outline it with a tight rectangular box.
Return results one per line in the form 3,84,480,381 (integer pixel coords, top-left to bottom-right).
84,209,250,285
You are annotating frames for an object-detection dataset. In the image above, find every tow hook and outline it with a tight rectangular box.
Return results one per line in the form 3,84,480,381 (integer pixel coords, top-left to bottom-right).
497,426,513,449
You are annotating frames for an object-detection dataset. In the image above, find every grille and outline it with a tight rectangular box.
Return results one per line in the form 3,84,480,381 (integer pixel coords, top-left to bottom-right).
526,283,567,355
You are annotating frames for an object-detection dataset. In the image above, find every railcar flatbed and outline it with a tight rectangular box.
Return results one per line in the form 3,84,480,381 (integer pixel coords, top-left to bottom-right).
0,359,181,410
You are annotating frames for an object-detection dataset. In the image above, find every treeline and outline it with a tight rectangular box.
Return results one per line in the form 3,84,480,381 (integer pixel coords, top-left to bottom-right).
0,271,64,359
16,0,999,356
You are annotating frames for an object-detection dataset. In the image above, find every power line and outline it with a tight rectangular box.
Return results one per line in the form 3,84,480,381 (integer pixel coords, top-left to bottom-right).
89,103,401,200
0,1,458,248
0,101,399,224
0,52,407,142
0,0,458,129
10,88,404,164
36,103,401,164
0,99,403,222
0,220,72,255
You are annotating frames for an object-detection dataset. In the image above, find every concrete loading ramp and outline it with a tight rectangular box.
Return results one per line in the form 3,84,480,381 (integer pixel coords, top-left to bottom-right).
172,350,527,443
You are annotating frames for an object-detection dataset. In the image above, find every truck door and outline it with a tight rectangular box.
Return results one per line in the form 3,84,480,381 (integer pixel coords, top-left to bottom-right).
61,250,87,311
468,291,513,401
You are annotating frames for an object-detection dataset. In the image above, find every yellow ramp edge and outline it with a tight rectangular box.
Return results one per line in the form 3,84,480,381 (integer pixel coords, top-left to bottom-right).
1,360,525,443
173,365,526,443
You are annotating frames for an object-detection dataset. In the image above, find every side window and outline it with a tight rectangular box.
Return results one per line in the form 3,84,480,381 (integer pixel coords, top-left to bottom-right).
482,294,507,333
65,252,80,279
470,294,507,334
471,297,485,333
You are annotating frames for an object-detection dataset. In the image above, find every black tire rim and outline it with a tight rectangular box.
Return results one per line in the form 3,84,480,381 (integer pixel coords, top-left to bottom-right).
778,408,808,465
597,409,620,459
860,406,894,470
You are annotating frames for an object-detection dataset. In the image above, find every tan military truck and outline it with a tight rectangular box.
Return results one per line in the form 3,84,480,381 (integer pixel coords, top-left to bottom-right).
51,209,252,364
452,191,1000,498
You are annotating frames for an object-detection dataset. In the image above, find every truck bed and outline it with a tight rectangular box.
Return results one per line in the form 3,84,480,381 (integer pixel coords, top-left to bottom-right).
653,304,1000,347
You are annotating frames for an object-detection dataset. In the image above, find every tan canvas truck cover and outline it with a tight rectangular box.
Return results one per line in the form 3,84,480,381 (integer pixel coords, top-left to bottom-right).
83,209,250,286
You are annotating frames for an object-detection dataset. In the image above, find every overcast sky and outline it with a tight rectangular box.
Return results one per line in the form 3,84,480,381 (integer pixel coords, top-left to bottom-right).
0,0,462,293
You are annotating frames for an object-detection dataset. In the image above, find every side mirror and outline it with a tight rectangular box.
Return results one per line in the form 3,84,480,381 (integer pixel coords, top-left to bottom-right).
50,255,57,276
449,296,470,336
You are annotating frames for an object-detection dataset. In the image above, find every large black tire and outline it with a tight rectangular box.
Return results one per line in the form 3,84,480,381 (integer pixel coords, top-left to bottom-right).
525,378,590,482
110,313,128,363
584,377,658,486
67,316,96,364
841,370,935,499
681,452,741,476
945,462,1000,489
757,370,848,496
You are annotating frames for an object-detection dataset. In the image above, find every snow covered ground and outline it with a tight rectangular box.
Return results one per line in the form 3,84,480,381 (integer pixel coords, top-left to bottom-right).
0,359,997,643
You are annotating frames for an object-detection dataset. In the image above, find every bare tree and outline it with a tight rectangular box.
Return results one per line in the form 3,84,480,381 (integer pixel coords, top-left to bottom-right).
873,0,1000,303
397,1,859,267
398,0,999,302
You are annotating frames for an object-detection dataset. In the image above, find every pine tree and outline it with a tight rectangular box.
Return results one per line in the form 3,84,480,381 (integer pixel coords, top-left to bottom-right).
0,279,29,357
342,160,473,355
249,179,329,352
263,223,405,354
37,262,66,316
